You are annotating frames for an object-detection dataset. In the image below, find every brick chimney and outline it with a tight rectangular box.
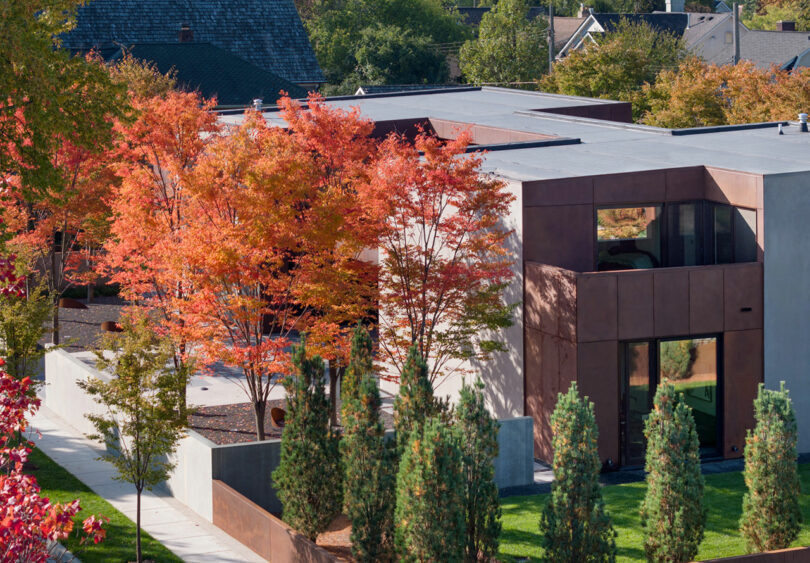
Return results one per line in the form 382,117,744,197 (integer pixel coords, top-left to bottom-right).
777,20,796,31
179,23,193,42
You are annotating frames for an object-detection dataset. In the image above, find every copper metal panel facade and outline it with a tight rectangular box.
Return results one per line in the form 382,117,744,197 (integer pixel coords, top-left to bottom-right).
689,268,725,334
723,329,763,458
724,263,764,331
523,205,594,271
653,269,691,337
577,274,618,342
617,272,655,340
577,340,621,465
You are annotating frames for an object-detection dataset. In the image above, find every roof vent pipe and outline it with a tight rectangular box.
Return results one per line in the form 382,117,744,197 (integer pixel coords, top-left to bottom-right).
800,113,808,132
253,98,263,112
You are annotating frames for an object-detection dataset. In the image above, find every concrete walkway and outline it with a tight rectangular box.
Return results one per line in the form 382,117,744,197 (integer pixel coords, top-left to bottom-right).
30,405,264,563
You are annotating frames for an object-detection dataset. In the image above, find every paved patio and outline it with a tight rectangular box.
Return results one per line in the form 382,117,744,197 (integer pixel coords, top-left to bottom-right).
31,405,264,563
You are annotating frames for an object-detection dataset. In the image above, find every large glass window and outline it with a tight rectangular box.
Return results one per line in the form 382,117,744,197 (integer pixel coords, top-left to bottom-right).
621,336,720,465
597,201,757,271
597,206,662,271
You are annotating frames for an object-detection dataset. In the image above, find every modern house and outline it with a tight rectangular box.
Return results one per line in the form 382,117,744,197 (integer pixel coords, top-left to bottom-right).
61,0,324,102
219,87,810,469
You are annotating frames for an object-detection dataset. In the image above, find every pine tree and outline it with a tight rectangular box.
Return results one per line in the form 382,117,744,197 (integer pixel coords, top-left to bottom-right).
341,322,374,411
740,382,802,553
341,324,396,562
272,338,342,541
540,382,616,563
395,417,465,562
640,381,705,563
456,378,502,562
393,346,435,450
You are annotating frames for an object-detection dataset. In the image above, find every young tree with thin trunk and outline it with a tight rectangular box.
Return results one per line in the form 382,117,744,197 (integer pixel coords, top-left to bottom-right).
80,312,184,563
740,382,802,553
272,338,343,541
540,382,616,563
395,416,465,562
640,381,705,563
456,378,502,562
341,324,395,561
373,131,517,389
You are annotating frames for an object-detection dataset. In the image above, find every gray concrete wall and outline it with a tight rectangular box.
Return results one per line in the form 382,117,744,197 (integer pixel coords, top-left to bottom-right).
494,416,534,489
165,431,215,521
763,171,810,453
43,350,110,437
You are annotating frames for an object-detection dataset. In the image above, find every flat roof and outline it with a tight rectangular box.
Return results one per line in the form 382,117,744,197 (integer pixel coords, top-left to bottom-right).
218,87,810,181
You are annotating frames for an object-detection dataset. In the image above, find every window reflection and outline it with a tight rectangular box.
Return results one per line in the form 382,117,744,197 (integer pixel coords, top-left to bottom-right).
597,206,662,271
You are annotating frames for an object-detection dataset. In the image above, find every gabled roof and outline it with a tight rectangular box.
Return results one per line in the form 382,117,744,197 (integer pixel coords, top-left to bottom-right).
60,0,324,85
781,47,810,71
590,13,690,36
103,43,308,107
740,28,810,69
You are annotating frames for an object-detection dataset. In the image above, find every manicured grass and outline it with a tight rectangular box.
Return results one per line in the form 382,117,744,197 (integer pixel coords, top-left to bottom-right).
500,463,810,562
27,448,184,563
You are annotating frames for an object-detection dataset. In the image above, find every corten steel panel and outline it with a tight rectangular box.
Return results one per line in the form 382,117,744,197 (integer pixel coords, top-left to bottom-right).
617,272,654,340
539,333,562,462
524,263,577,339
724,263,763,331
559,338,577,392
523,205,594,272
608,103,633,123
723,329,763,459
522,176,594,207
370,118,431,141
689,268,724,334
593,170,667,205
577,274,618,342
577,340,620,465
704,167,762,209
700,547,810,562
653,269,690,337
665,166,705,201
524,327,546,458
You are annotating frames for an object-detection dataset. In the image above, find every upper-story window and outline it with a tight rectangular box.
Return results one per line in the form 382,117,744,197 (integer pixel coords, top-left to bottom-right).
597,201,756,271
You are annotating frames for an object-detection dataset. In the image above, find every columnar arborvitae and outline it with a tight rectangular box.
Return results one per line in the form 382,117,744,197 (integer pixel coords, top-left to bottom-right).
341,325,396,562
393,345,435,449
272,338,342,541
740,382,802,553
395,417,465,562
540,382,616,563
640,381,705,563
341,322,375,418
456,378,502,562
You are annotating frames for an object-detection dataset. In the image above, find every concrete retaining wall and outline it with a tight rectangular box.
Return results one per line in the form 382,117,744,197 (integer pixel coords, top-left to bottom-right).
43,349,536,522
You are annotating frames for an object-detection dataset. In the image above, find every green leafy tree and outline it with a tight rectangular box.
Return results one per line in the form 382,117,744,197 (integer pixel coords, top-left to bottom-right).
459,0,548,85
541,20,686,120
740,382,802,553
1,0,126,199
352,24,449,87
393,346,436,451
456,378,502,562
272,338,343,541
305,0,469,89
395,417,465,562
640,381,705,563
540,382,616,563
0,282,52,381
341,342,396,562
109,50,178,99
743,2,809,30
659,339,694,381
80,312,185,563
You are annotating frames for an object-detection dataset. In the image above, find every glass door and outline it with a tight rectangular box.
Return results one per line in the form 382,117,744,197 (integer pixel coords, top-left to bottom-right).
621,341,653,466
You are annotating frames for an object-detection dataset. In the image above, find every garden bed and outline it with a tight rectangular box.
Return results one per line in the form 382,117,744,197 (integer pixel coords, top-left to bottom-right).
189,400,395,445
499,463,810,562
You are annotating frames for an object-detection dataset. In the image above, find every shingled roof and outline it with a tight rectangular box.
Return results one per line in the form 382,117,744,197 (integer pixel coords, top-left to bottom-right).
590,13,689,36
60,0,324,85
103,43,309,106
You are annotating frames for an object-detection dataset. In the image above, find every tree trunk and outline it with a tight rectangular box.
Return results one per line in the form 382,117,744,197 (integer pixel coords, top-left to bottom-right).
329,362,339,428
87,283,93,303
51,301,60,345
253,401,266,441
136,487,143,563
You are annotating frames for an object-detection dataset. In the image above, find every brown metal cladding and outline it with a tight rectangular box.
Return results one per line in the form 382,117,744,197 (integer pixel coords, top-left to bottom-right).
722,329,764,458
653,269,690,337
577,340,621,465
689,268,725,334
724,263,764,331
523,205,594,271
704,167,762,209
577,274,618,342
593,170,667,205
617,272,655,340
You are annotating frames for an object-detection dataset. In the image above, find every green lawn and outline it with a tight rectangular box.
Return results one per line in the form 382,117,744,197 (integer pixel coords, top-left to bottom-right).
27,448,183,563
500,463,810,562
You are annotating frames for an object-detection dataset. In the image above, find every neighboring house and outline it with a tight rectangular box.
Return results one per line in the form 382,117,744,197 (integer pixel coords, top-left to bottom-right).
557,12,690,57
98,43,308,107
457,6,585,51
782,46,810,70
61,0,325,92
222,86,810,469
560,9,810,67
